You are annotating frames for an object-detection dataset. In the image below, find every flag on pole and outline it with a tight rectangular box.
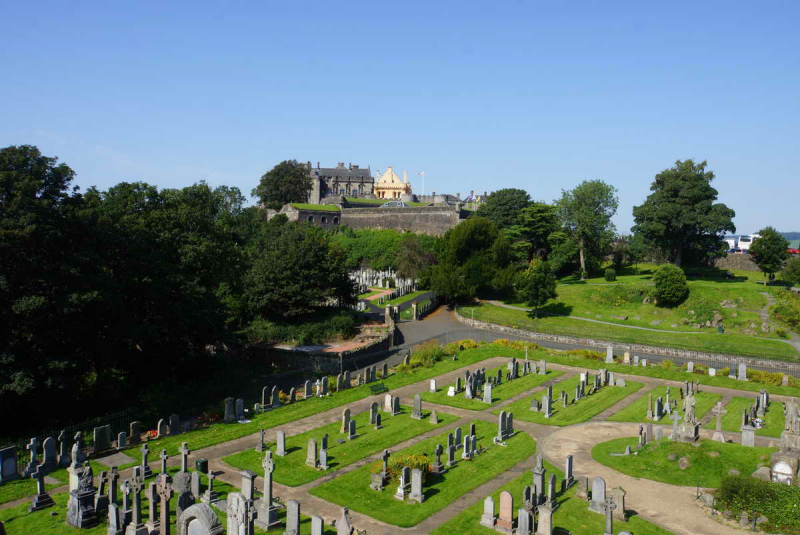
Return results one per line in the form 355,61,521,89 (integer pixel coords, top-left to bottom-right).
418,171,425,176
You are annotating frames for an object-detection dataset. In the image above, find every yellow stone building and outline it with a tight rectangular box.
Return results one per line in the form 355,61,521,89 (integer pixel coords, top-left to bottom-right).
373,167,413,200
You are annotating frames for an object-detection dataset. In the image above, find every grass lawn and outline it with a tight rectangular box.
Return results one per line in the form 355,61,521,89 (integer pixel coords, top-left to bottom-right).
310,420,535,527
518,345,800,398
223,406,457,486
702,398,785,438
358,289,383,299
498,375,644,426
592,437,775,488
431,456,672,535
460,302,798,360
401,298,431,319
0,466,335,535
344,197,429,207
607,386,721,424
421,366,563,411
118,345,504,467
290,203,340,211
383,291,428,308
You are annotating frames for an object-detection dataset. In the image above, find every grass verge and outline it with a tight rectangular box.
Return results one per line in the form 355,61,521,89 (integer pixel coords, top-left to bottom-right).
701,398,785,438
223,406,457,486
607,386,721,424
309,420,535,527
591,437,774,488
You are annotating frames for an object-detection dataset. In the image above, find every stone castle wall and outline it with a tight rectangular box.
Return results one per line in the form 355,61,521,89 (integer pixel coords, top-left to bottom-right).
340,206,467,236
715,254,761,272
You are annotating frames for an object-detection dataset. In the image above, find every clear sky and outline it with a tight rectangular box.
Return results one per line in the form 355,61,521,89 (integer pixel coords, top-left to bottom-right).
2,1,798,235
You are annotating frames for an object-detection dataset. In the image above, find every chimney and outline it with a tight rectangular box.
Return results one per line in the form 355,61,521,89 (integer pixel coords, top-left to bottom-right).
317,161,320,168
337,162,345,169
403,171,408,183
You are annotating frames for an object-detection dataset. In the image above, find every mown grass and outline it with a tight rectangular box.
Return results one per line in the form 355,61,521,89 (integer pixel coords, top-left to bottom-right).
358,289,383,299
310,420,535,527
461,302,798,360
420,366,562,411
431,455,673,535
607,386,721,424
0,466,335,535
591,437,775,488
499,375,643,426
117,346,503,467
0,460,107,506
701,398,785,438
223,406,457,486
290,203,340,212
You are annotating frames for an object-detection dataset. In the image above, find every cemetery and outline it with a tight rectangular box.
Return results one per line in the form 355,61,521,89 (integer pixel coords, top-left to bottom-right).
420,360,563,410
222,403,457,486
500,373,644,426
8,340,800,534
309,420,535,527
607,384,722,424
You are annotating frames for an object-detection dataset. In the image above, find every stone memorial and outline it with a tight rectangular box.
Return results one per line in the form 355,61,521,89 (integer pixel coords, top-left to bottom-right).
140,443,153,479
408,468,425,504
411,394,423,420
67,462,98,528
177,503,223,535
226,492,256,535
738,363,748,381
306,439,318,468
156,473,173,535
224,397,236,423
28,464,55,512
341,408,351,433
588,476,606,514
348,419,357,440
276,430,286,456
495,490,514,534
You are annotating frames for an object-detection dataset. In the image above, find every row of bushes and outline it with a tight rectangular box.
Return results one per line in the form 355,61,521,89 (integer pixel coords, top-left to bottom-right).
370,453,432,483
716,475,800,533
771,289,800,331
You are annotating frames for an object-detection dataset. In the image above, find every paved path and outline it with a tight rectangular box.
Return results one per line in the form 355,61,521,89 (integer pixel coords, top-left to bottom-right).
538,422,742,535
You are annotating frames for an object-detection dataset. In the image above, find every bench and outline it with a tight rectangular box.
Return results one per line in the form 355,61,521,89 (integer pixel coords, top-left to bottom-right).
370,383,388,395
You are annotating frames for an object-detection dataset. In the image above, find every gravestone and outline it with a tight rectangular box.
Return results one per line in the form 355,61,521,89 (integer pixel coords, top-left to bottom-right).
480,496,496,528
496,490,514,534
430,409,438,424
67,462,98,528
348,419,357,440
276,431,286,456
272,385,281,407
255,450,279,530
517,508,532,535
430,379,437,393
375,413,382,430
483,383,493,404
394,466,410,500
29,464,55,512
306,439,318,468
605,346,613,364
336,507,354,534
687,362,694,373
565,454,574,487
408,468,425,503
157,419,168,438
432,444,445,474
542,395,552,418
235,399,245,421
240,470,257,501
169,414,180,436
538,360,547,375
58,430,72,467
140,444,153,479
116,432,127,451
224,398,236,423
156,473,173,535
384,393,393,412
370,402,378,424
530,399,540,412
94,426,112,453
589,476,606,514
202,469,218,504
411,395,423,419
741,425,756,447
738,363,748,381
709,368,716,377
311,515,324,535
319,448,329,470
177,503,223,535
305,380,313,398
226,492,256,535
41,437,56,473
341,408,351,433
392,396,401,416
447,444,456,467
262,386,269,406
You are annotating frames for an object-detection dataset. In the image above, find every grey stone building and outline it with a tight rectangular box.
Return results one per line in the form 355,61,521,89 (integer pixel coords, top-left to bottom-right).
306,162,375,204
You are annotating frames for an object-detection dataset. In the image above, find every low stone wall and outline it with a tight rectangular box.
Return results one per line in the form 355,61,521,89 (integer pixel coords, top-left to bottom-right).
454,309,800,373
715,254,761,272
341,206,466,236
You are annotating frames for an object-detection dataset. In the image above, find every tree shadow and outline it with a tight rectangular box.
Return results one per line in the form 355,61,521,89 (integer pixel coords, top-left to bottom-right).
527,302,573,319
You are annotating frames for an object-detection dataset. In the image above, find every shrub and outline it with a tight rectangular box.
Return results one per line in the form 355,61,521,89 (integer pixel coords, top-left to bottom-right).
776,328,788,339
604,268,616,282
395,363,413,374
459,339,479,349
371,453,432,483
492,339,540,351
410,340,447,368
715,475,800,533
652,264,689,307
771,290,800,330
718,367,731,377
659,360,676,369
747,369,784,386
564,349,604,361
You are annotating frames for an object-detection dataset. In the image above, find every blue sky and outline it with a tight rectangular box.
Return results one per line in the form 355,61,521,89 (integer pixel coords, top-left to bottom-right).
2,1,798,234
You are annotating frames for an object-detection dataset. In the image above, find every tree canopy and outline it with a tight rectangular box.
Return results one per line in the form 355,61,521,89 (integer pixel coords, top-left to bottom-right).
750,227,790,284
251,159,312,210
556,180,618,278
516,259,557,317
476,188,531,229
632,159,735,267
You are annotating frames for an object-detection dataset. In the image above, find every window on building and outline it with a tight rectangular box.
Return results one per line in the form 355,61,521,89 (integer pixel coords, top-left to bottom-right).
321,216,328,224
333,217,339,224
307,215,314,223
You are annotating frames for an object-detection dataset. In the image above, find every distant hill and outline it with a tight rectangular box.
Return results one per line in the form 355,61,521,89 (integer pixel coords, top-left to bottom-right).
782,232,800,240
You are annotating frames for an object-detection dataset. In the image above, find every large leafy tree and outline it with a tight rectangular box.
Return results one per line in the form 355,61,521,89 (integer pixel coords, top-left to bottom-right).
750,227,790,285
516,259,557,318
476,188,531,229
632,160,735,267
244,220,356,317
556,180,618,279
427,217,512,303
506,202,560,262
252,159,312,210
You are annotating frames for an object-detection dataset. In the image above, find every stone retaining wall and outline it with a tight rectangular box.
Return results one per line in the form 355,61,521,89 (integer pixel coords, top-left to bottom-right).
715,254,761,272
454,309,800,373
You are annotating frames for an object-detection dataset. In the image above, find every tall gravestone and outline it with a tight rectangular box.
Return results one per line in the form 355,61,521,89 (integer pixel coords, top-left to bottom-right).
495,491,514,534
256,450,280,529
589,476,606,514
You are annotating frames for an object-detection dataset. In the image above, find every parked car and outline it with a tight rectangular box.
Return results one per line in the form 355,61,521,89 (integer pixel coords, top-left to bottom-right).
381,201,408,208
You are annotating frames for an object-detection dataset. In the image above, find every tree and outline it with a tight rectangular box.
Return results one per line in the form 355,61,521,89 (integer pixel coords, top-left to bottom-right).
516,259,557,318
782,257,800,287
609,236,632,269
427,217,511,303
476,188,531,229
251,160,312,210
506,202,560,262
396,234,437,282
556,180,618,279
750,227,790,285
632,160,735,267
244,222,356,317
653,264,689,307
